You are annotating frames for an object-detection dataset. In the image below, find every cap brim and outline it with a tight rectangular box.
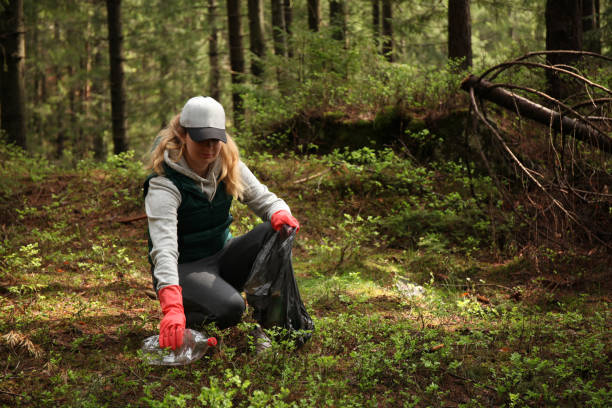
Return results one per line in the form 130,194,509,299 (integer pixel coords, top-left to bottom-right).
186,127,227,143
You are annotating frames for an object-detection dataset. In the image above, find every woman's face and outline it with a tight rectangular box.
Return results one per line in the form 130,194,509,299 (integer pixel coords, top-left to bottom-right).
181,130,223,174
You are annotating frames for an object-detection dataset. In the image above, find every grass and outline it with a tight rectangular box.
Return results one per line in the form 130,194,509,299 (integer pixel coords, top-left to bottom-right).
0,145,610,407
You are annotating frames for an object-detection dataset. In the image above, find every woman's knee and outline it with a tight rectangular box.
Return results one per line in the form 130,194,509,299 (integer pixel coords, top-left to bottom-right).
216,293,246,329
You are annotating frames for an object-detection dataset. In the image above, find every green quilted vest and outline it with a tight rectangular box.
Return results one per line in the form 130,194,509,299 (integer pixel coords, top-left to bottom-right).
144,163,233,264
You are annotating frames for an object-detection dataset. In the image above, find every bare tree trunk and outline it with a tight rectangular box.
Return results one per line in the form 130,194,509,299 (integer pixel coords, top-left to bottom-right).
208,0,221,101
329,1,346,44
227,0,245,117
448,0,472,69
53,22,65,158
307,0,320,32
92,50,106,160
372,0,380,52
106,0,128,154
283,0,293,57
545,0,582,99
271,0,286,57
382,0,392,62
582,0,601,53
0,0,27,149
248,0,265,79
29,1,42,140
82,21,93,158
68,64,78,156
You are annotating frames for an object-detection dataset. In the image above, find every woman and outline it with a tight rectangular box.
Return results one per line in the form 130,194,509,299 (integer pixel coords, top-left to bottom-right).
144,96,299,351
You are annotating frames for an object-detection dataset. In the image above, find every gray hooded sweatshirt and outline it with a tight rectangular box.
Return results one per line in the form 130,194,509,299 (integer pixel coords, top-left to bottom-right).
145,150,290,291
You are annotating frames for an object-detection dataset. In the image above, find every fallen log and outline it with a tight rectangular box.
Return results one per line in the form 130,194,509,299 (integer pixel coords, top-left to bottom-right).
461,74,612,154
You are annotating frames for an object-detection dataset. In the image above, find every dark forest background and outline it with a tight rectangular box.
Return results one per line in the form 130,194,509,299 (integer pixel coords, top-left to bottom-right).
1,0,609,159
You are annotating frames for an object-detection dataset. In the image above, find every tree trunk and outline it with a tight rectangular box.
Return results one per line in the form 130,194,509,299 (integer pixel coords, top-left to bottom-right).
29,1,42,140
53,22,65,158
227,0,245,117
545,0,582,99
81,22,92,158
461,75,611,154
92,50,106,160
208,0,221,101
283,0,293,57
271,0,286,57
372,0,380,52
248,0,265,78
157,0,169,129
68,64,78,156
448,0,472,70
329,0,346,44
382,0,392,62
307,0,320,32
582,0,601,53
106,0,128,154
0,0,27,149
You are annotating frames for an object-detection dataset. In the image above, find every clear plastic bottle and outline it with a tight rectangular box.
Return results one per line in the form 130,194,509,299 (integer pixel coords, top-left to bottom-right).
141,329,217,366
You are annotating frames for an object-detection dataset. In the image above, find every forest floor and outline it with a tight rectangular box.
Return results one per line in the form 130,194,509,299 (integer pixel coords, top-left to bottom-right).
0,147,610,407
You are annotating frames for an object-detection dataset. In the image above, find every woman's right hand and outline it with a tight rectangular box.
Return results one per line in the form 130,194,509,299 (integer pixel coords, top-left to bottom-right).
158,285,186,350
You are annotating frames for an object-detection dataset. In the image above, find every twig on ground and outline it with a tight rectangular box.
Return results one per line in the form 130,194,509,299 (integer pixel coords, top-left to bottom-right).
293,168,331,184
117,213,147,223
0,389,20,397
445,371,497,393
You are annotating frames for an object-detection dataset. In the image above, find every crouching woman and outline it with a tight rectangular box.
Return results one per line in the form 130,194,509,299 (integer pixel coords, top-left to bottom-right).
144,96,299,351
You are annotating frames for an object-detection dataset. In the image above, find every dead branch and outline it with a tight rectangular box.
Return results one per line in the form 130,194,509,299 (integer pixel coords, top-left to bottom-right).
461,75,612,154
468,87,610,249
293,168,331,184
117,213,147,223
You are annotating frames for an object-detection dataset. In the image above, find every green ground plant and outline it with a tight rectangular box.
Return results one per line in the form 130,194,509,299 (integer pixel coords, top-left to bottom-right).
0,142,610,407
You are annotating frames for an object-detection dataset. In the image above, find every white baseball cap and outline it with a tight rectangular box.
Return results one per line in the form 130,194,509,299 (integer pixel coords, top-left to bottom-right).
179,96,227,143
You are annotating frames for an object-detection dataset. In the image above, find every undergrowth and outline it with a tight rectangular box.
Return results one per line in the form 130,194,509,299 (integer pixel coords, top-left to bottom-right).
0,142,610,407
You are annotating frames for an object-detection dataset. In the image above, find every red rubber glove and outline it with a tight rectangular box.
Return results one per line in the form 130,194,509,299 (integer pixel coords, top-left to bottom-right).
271,210,300,232
158,285,186,350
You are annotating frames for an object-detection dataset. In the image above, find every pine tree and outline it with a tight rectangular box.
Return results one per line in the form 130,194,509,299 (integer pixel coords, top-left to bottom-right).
248,0,266,78
0,0,27,149
448,0,472,69
227,0,246,117
106,0,128,154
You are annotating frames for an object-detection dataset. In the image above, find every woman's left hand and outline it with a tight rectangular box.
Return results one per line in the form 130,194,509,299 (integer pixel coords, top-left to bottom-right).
271,210,300,232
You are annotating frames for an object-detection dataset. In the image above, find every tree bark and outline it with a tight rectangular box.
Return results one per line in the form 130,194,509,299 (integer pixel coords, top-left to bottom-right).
208,0,221,101
582,0,601,53
307,0,320,32
53,21,65,158
92,50,106,160
448,0,472,70
329,1,346,44
271,0,286,57
106,0,128,154
461,75,612,154
0,0,27,149
227,0,245,117
248,0,265,78
283,0,293,57
382,0,392,62
545,0,582,99
372,0,380,52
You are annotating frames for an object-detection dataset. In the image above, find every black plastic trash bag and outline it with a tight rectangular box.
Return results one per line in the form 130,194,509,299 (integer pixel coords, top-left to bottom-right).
244,226,314,347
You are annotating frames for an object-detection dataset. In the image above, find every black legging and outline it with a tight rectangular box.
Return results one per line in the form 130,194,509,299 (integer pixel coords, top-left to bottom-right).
176,222,276,329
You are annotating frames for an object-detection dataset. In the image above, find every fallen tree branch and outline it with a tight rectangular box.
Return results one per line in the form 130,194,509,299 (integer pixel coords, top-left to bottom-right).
461,75,612,154
293,168,331,184
468,87,610,249
117,213,147,223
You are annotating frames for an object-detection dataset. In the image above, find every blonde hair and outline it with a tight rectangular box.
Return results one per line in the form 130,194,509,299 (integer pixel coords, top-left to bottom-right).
147,113,245,199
